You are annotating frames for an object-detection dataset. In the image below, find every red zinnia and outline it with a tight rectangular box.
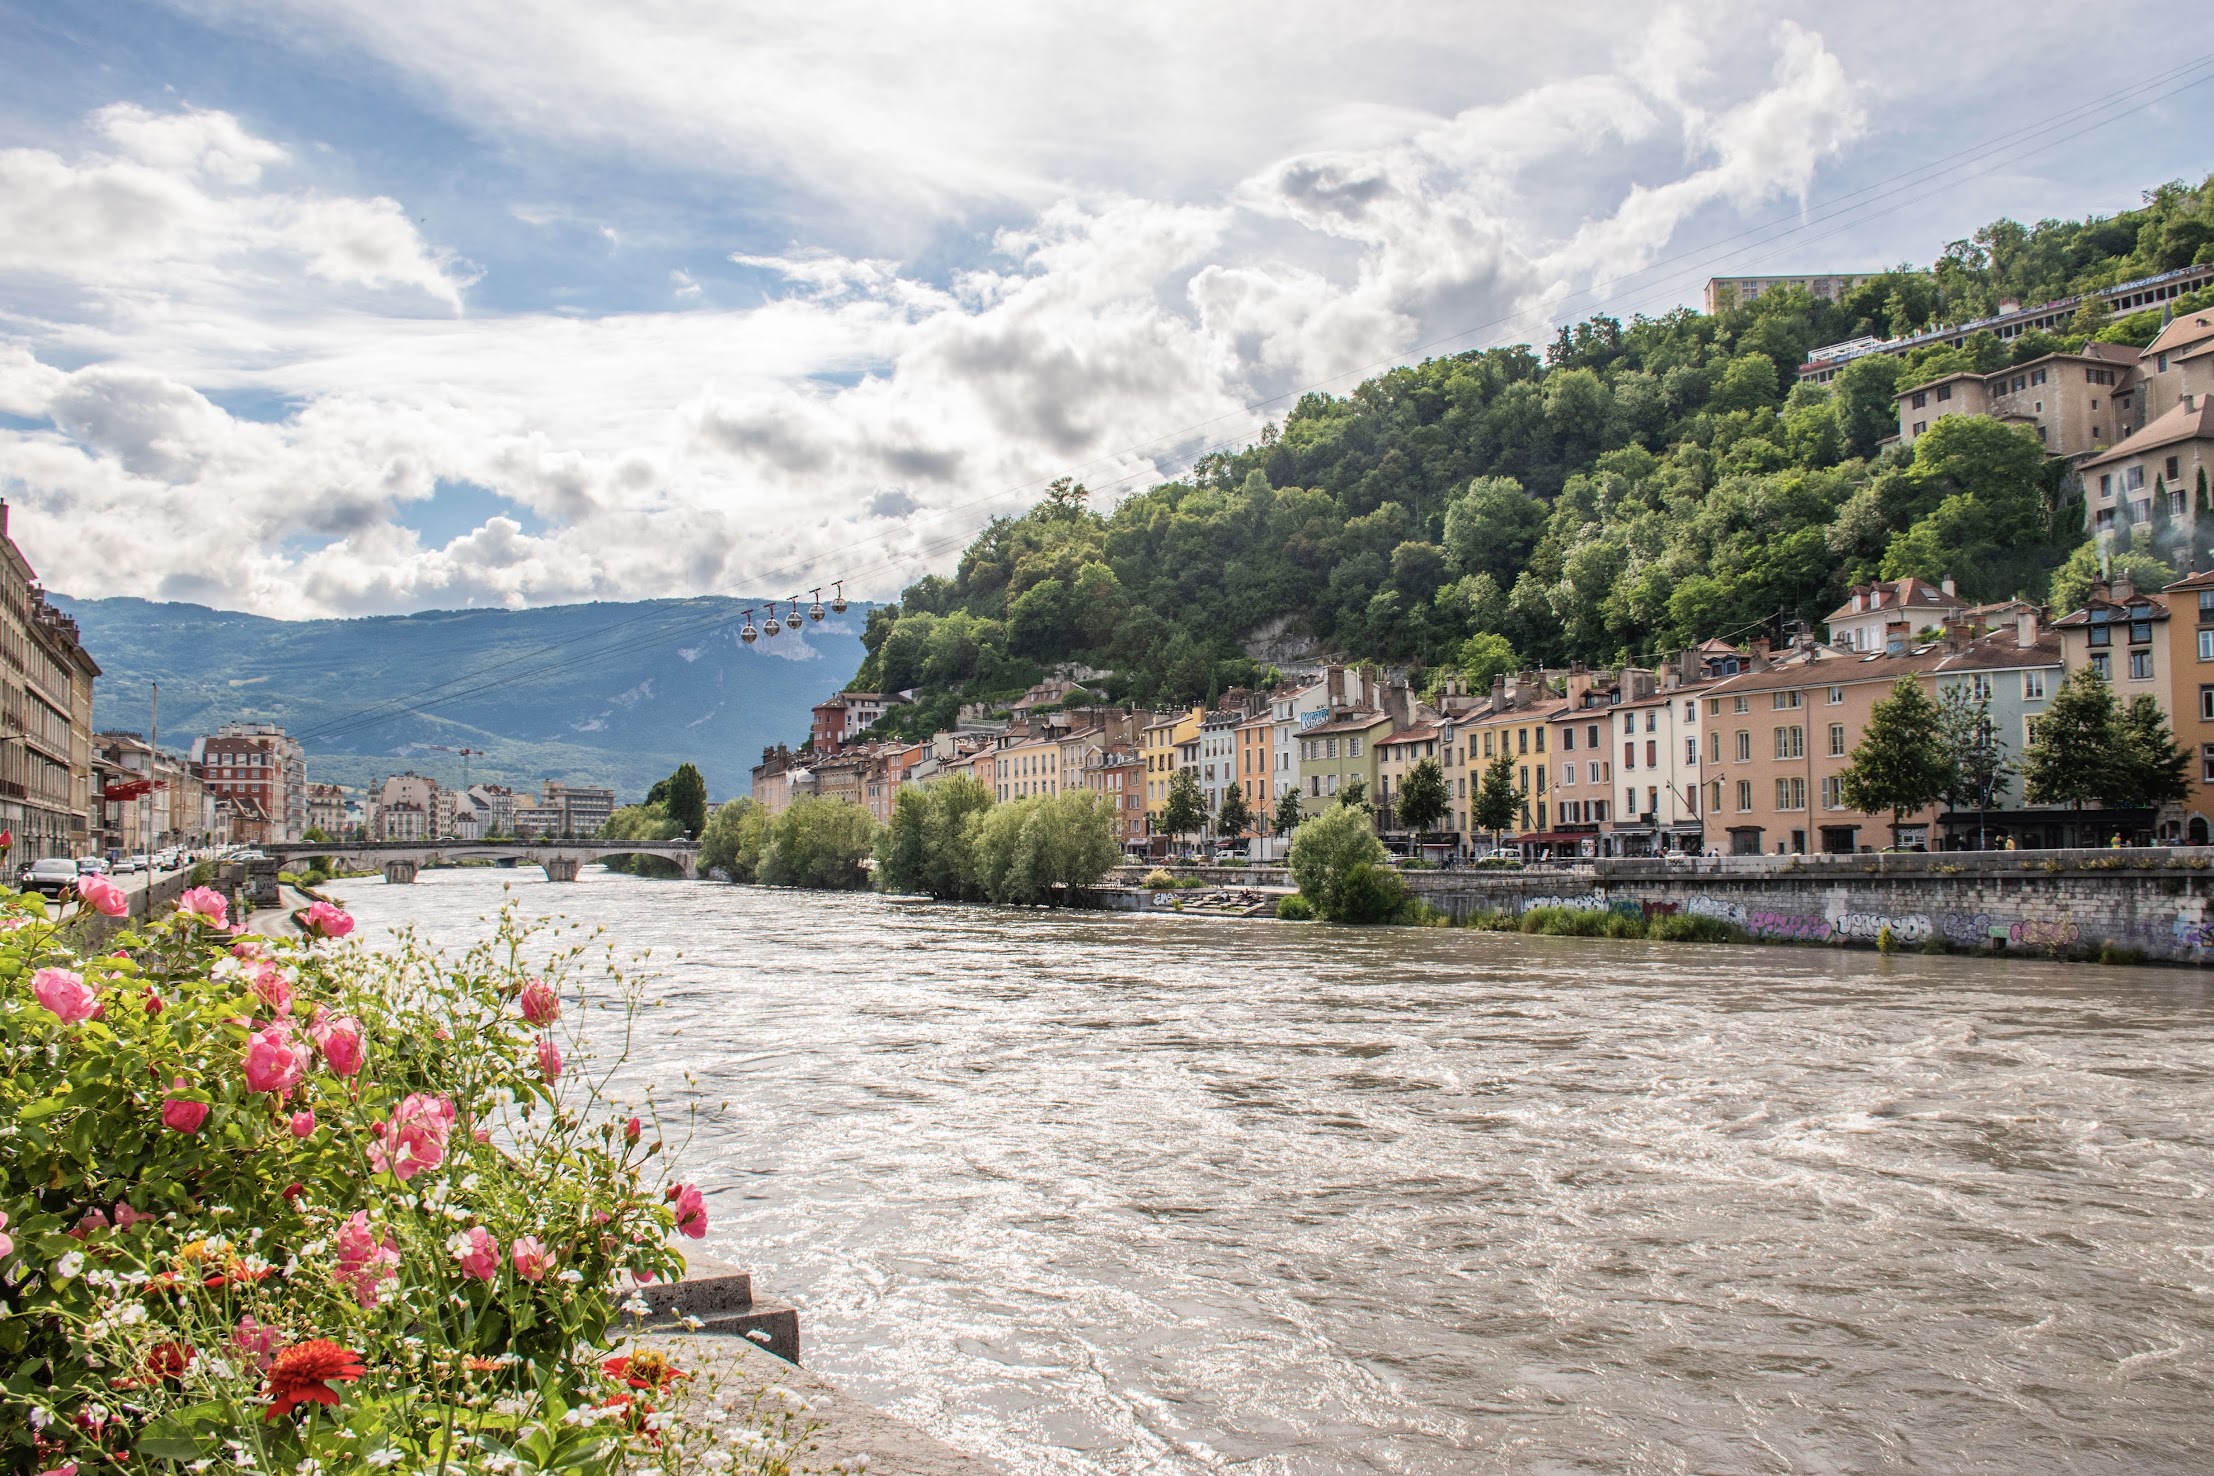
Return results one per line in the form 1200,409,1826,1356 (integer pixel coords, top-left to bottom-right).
263,1340,365,1420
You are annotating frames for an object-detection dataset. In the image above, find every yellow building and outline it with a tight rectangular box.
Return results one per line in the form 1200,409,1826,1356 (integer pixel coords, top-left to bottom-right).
1141,706,1203,832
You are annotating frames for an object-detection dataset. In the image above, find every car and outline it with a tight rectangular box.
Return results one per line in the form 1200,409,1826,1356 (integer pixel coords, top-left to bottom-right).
77,857,109,876
115,854,145,873
24,858,81,897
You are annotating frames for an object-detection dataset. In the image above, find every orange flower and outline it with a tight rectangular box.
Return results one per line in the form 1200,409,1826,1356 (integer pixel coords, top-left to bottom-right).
601,1350,684,1392
263,1340,365,1421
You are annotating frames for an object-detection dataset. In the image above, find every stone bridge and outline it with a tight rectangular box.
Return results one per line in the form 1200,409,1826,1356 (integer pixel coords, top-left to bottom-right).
262,840,699,884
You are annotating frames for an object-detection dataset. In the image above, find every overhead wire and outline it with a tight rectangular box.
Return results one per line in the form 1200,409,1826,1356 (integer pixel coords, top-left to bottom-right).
291,60,2214,747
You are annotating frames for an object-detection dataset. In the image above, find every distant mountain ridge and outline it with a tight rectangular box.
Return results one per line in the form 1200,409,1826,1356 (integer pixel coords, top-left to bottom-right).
50,594,871,801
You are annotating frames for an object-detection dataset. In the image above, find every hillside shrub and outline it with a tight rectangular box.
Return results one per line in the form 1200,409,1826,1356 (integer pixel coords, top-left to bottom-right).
0,888,790,1474
1275,894,1315,921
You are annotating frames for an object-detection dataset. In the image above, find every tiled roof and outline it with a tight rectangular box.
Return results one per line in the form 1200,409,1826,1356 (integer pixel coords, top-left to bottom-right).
2081,395,2214,469
2146,312,2214,357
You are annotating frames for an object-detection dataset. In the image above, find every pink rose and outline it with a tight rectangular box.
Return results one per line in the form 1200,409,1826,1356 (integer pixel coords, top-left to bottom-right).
624,1116,642,1144
177,886,228,928
161,1080,209,1134
289,1109,316,1138
369,1092,455,1181
448,1225,499,1282
335,1210,401,1309
242,1024,308,1096
75,873,128,918
113,1201,152,1229
303,900,354,938
310,1013,365,1077
250,966,294,1016
232,936,271,961
231,1314,280,1372
0,1209,12,1259
519,978,561,1026
31,968,98,1025
535,1035,563,1083
510,1234,550,1283
665,1182,708,1239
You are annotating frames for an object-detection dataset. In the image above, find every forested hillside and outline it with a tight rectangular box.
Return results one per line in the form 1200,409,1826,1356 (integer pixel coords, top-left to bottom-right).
848,176,2214,731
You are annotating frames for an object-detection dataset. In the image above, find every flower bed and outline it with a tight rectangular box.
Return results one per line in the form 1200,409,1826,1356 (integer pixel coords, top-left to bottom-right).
0,882,810,1473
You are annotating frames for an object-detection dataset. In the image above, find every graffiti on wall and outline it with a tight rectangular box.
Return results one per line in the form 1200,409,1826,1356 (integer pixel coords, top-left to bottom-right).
1831,911,1933,944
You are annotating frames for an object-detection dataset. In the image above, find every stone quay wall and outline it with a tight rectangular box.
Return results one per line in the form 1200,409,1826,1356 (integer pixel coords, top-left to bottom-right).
1395,851,2214,963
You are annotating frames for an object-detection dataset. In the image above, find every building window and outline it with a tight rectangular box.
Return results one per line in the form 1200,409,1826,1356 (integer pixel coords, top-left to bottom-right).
1734,730,1751,762
1534,728,1546,753
2131,650,2154,681
1348,737,1361,757
1776,777,1807,811
1733,696,1749,714
1563,727,1576,751
2130,619,2153,646
1622,742,1636,771
1685,736,1698,765
2024,670,2046,700
1587,724,1601,747
2088,624,2111,648
2168,455,2181,479
2204,744,2214,784
1828,723,1848,757
1827,686,1844,705
1774,726,1805,760
1736,780,1753,812
1517,729,1529,755
2128,465,2145,491
2091,653,2111,680
1911,391,1927,409
1935,384,1952,402
1772,691,1802,710
1709,699,1722,716
1709,732,1722,763
1822,775,1844,809
2201,686,2214,723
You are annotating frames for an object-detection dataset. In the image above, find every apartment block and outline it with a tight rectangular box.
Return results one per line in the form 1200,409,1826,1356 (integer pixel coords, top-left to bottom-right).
1895,344,2141,456
1,502,99,861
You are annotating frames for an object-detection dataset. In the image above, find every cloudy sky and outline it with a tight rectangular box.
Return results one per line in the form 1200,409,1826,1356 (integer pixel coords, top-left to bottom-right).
0,2,2206,617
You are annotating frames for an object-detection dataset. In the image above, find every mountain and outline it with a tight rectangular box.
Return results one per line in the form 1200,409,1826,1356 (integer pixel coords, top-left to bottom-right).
51,595,869,801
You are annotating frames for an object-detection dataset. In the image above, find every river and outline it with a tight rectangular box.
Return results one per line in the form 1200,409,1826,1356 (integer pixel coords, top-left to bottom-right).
329,865,2214,1474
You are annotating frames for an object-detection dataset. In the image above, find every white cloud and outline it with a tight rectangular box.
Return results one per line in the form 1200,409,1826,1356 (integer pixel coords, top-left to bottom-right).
0,103,469,313
5,9,1871,616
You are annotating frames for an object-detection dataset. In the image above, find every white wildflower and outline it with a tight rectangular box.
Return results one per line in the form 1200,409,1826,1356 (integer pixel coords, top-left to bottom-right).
556,1268,584,1284
365,1449,404,1468
621,1292,652,1316
53,1251,85,1281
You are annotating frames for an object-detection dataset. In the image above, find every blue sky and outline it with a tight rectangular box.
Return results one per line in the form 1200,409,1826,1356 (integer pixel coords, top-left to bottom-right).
0,1,2207,617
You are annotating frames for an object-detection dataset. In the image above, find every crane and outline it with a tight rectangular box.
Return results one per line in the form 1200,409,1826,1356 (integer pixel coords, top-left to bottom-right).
420,744,485,792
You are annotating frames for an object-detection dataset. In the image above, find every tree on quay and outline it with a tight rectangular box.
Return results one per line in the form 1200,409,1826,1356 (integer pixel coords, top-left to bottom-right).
2112,693,2191,810
1471,752,1524,847
1217,781,1253,842
876,776,994,900
2022,666,2118,810
699,797,769,881
1839,677,1952,843
1160,769,1207,851
1287,802,1405,923
1395,757,1450,834
971,791,1121,905
760,796,878,889
1337,775,1369,810
1272,787,1307,838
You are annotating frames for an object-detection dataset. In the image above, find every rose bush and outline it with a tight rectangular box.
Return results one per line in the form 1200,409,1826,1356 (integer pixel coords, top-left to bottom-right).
0,888,805,1474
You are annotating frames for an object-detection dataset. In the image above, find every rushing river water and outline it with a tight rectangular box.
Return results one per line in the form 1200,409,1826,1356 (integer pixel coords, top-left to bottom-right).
330,866,2214,1475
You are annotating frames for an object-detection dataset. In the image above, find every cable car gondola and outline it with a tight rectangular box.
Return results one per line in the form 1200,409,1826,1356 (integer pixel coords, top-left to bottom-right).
808,587,826,623
830,580,847,614
740,609,759,645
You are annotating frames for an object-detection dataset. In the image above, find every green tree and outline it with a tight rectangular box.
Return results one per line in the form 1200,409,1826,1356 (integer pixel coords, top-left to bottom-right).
699,797,770,881
1272,787,1307,837
1837,678,1952,843
1456,632,1520,693
2112,693,2191,810
601,803,679,842
971,792,1121,905
1160,769,1207,847
875,775,994,900
1217,781,1253,840
1286,803,1405,924
761,796,878,889
1395,757,1449,834
664,762,708,838
1471,752,1524,843
1337,776,1369,810
2021,666,2118,809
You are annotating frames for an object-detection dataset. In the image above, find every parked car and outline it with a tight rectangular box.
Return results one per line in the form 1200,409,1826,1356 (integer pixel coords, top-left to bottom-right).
24,858,81,897
114,854,145,874
77,857,109,876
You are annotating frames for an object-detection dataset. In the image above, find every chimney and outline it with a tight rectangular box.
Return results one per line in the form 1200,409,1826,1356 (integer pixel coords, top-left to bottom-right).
1748,638,1771,671
1941,574,1957,598
2113,571,2135,602
2015,610,2036,649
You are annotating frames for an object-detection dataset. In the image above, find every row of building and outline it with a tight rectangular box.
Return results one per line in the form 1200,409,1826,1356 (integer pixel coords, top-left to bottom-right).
359,772,615,842
760,566,2214,859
